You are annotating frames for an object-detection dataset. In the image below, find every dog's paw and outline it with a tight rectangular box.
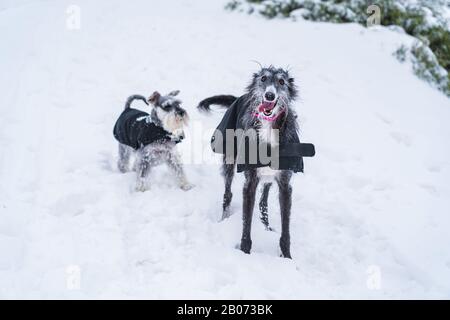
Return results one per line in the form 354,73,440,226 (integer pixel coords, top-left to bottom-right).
279,237,292,259
180,182,195,191
280,253,292,259
135,180,150,192
240,238,252,254
221,210,232,221
135,185,149,192
276,247,292,259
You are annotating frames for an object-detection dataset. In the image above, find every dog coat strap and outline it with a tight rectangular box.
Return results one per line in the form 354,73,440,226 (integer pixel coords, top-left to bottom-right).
279,143,316,157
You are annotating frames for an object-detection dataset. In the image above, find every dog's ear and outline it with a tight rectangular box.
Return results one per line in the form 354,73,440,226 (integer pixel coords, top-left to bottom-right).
169,90,180,96
148,91,161,105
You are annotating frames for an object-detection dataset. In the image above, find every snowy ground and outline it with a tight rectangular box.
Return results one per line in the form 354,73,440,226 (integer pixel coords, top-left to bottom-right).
1,0,450,299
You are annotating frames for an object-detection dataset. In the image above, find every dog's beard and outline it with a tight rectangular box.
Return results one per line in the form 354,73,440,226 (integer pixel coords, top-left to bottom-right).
156,109,187,138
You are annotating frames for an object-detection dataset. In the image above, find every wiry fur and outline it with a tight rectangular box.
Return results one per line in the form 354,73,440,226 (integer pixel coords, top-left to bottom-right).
198,66,299,258
118,91,193,192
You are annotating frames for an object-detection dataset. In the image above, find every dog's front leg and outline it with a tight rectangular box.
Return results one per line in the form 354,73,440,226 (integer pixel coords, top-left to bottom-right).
277,171,293,258
135,148,153,192
166,150,194,191
240,169,259,254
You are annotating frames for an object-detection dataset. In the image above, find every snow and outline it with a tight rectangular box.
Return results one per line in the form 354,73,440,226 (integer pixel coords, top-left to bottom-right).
1,0,450,299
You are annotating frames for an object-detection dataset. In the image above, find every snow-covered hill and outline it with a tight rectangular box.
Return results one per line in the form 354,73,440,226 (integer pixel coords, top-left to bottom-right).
1,0,449,299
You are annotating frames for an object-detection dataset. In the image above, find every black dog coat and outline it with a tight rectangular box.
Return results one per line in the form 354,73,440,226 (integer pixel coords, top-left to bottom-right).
113,108,173,149
211,94,314,173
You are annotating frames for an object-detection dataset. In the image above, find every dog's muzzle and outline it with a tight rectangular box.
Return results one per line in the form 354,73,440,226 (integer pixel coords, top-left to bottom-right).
252,99,284,121
258,99,277,116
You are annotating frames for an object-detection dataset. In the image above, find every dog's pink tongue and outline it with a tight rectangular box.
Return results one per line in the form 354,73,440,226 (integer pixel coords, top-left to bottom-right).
258,101,276,112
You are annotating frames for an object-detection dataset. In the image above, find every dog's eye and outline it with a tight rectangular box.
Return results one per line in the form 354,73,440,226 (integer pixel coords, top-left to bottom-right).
261,76,267,82
279,79,285,86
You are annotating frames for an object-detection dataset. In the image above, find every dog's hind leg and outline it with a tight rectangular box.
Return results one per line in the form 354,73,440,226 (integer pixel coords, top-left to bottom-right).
276,170,293,259
240,169,259,254
221,154,235,220
259,182,274,231
118,143,132,173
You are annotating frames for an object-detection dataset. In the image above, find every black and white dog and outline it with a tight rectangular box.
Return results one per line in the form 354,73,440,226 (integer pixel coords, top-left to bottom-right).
114,91,193,192
198,66,302,258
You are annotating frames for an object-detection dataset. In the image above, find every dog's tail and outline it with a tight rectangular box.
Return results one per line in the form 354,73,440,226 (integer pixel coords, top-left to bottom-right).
124,95,149,109
197,95,237,112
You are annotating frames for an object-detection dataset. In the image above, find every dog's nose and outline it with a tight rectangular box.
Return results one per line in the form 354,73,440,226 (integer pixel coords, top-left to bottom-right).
264,92,275,101
176,109,186,116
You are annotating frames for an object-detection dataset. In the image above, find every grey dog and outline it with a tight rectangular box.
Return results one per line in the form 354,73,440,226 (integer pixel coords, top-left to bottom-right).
114,91,193,192
198,66,301,258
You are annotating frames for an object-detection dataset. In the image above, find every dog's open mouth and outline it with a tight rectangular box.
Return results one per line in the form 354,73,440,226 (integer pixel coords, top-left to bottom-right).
258,100,277,117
